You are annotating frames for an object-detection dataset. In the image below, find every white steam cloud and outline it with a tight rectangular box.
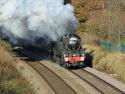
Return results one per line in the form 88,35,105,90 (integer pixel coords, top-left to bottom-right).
0,0,76,47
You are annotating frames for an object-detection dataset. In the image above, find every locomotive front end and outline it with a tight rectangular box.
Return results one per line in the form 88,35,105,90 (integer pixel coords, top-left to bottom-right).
52,34,86,68
63,53,85,67
62,34,86,68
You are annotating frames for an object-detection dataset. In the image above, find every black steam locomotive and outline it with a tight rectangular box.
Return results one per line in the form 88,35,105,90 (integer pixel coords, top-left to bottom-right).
52,34,85,68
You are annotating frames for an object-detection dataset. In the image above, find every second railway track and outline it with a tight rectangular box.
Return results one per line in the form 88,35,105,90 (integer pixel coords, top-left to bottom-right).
71,69,124,94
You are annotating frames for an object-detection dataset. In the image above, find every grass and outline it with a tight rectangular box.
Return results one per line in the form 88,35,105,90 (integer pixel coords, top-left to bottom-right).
84,44,125,83
73,0,125,83
0,41,34,94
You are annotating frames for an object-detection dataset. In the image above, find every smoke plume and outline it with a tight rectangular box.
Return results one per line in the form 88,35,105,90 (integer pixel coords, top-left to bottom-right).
0,0,76,47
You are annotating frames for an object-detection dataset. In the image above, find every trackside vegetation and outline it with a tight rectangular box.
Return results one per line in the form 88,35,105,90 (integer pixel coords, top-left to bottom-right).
84,45,125,83
72,0,125,83
0,41,34,94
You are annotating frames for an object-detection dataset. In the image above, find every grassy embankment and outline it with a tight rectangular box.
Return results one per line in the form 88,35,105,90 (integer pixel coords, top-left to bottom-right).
72,0,125,83
84,44,125,83
0,41,34,94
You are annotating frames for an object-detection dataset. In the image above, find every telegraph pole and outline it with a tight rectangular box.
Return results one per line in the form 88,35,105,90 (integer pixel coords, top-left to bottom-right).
108,0,111,41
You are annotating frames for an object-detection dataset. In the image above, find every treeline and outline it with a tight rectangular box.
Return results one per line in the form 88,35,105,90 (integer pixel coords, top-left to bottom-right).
72,0,125,43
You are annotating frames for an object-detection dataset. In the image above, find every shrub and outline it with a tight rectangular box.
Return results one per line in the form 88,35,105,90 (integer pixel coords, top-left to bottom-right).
0,42,34,94
84,45,125,83
80,32,99,45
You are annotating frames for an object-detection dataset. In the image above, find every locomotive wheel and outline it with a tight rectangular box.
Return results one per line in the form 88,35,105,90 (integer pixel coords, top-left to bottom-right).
62,62,67,68
65,63,71,68
67,63,71,68
62,62,69,68
79,62,84,68
66,63,69,68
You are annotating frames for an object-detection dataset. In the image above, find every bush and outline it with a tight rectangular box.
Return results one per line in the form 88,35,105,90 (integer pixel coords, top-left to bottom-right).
0,81,27,94
80,32,99,45
0,42,34,94
84,45,125,83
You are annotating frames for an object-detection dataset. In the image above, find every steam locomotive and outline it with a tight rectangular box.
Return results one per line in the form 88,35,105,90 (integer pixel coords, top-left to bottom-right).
51,34,85,68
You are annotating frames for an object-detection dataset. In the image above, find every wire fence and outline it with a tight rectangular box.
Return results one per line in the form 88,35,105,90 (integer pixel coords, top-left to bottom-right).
98,0,125,53
98,42,125,53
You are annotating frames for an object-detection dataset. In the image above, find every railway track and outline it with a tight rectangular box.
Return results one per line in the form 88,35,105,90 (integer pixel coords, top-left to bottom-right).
12,48,125,94
27,61,77,94
71,69,124,94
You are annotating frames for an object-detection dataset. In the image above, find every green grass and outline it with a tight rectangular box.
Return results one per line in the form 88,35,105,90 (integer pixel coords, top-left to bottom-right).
1,81,27,94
